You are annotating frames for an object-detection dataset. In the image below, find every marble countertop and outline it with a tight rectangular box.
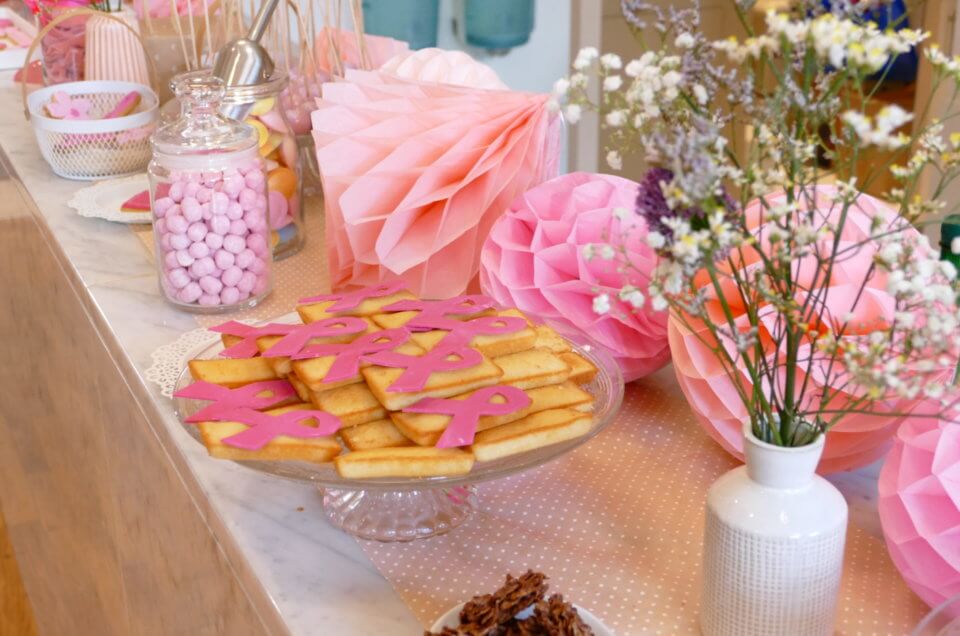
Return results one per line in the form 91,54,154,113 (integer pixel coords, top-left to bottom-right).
0,74,422,634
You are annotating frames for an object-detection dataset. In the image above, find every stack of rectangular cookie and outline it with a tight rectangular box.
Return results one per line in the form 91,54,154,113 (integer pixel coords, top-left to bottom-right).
184,286,598,479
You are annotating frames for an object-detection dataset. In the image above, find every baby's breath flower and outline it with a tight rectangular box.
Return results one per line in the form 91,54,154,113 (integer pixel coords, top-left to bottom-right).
573,47,598,70
603,75,623,92
606,150,623,170
675,32,695,49
692,84,708,105
592,293,611,315
564,104,582,124
619,285,646,308
600,53,622,70
605,110,627,128
552,78,570,96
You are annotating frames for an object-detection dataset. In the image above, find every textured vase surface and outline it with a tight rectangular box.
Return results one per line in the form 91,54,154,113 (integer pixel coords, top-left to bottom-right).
700,424,848,636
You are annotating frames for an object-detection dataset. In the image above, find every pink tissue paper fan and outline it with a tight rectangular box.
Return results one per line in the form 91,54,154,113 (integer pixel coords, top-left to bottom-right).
312,70,561,298
879,417,960,609
480,172,670,382
670,186,955,473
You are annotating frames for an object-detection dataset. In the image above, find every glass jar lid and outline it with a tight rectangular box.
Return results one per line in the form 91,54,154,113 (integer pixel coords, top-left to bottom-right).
152,74,259,158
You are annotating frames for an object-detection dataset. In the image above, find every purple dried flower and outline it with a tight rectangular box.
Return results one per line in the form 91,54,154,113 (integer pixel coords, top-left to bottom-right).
635,167,736,240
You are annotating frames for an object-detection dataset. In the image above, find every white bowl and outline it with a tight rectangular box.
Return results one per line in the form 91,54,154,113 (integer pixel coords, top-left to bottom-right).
430,601,614,634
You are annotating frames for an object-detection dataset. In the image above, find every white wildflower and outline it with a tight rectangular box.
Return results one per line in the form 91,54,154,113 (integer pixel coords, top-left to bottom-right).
552,78,570,96
593,293,611,315
564,104,582,124
600,53,622,70
599,244,616,260
603,75,623,92
573,47,599,70
675,32,695,49
606,150,623,170
692,83,708,105
646,231,666,249
605,110,627,127
619,285,646,308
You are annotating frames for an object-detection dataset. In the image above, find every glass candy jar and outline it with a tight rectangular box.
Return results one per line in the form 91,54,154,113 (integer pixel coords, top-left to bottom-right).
161,71,305,259
223,74,304,260
148,74,273,312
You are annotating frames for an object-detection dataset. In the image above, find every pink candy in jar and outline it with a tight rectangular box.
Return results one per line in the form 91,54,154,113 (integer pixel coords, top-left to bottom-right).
153,161,272,308
149,73,273,312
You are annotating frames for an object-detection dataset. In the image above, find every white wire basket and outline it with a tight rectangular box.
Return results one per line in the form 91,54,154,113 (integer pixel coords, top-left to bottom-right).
25,80,158,181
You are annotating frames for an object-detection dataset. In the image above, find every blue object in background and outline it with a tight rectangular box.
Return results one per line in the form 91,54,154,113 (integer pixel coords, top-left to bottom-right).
362,0,439,50
821,0,918,84
464,0,534,50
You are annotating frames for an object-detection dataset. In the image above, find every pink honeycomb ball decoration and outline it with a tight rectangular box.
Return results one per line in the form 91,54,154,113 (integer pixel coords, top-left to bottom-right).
153,162,271,308
879,417,960,609
479,172,670,381
669,186,954,473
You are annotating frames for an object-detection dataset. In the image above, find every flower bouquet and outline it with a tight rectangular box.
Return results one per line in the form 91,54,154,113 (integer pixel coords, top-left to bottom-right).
554,0,960,459
552,1,960,633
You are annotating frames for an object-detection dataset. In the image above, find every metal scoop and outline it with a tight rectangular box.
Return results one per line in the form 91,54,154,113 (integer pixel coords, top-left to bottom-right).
212,0,281,119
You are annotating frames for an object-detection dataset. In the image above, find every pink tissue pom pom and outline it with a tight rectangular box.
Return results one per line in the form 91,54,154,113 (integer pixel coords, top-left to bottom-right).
879,416,960,609
480,172,669,381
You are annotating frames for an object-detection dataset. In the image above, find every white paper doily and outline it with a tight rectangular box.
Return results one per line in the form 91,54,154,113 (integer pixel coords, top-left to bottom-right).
68,173,152,224
145,322,255,397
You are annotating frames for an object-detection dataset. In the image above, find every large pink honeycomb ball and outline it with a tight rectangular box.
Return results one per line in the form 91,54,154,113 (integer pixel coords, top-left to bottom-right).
480,172,670,381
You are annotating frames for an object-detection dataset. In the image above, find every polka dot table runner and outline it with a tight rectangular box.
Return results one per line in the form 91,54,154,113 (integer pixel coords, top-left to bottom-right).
357,371,927,634
132,200,929,634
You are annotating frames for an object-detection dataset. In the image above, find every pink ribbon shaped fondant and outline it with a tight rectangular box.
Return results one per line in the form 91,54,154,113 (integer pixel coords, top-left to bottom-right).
434,315,528,348
211,321,298,358
383,295,498,332
299,281,407,312
260,317,368,359
292,328,411,383
210,407,341,450
366,344,484,393
175,380,297,423
405,386,532,448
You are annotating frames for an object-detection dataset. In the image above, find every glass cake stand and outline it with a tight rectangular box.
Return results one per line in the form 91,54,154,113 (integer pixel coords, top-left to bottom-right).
174,316,624,542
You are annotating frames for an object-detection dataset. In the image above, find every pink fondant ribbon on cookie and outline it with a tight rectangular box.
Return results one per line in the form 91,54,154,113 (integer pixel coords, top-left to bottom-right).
434,315,528,348
293,328,411,383
208,407,341,450
261,317,368,358
299,281,407,312
175,380,297,423
383,295,497,331
366,344,484,393
406,386,532,448
211,321,299,358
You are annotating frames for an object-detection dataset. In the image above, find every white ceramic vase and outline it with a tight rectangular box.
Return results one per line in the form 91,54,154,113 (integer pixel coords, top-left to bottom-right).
700,423,848,636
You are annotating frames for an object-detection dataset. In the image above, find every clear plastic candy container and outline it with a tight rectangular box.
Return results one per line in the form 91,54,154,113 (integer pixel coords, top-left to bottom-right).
148,74,273,313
